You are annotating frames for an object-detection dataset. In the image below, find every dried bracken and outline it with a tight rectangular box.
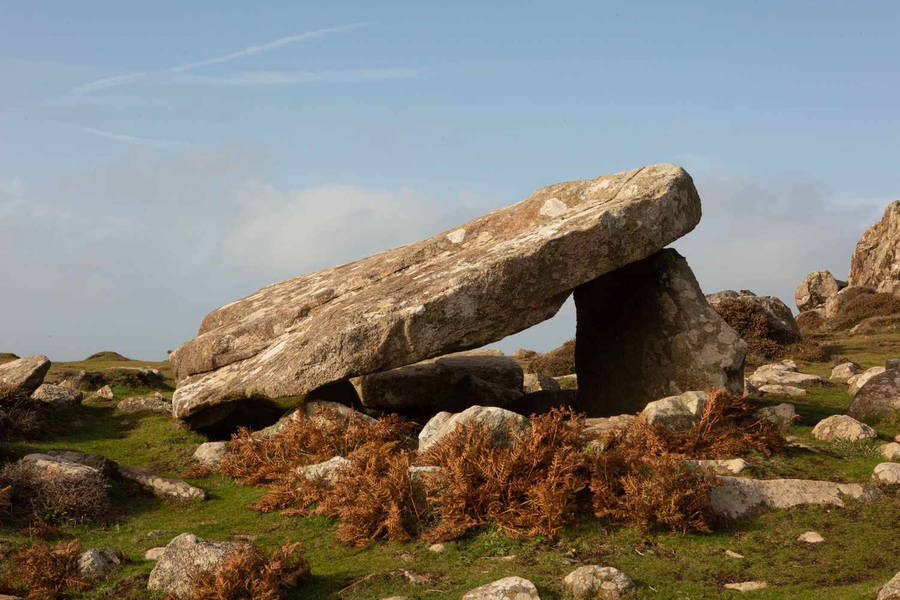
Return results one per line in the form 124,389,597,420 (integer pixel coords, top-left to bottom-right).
2,539,89,600
525,339,576,376
0,461,110,526
0,383,54,443
183,542,310,600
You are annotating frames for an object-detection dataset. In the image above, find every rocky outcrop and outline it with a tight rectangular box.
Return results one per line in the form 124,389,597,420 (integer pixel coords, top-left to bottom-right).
811,415,877,442
708,476,881,519
461,577,541,600
563,565,635,599
795,271,843,312
575,250,746,416
418,406,530,453
849,200,900,294
147,533,236,598
351,350,523,412
707,289,801,343
848,363,900,422
170,164,702,426
0,355,50,396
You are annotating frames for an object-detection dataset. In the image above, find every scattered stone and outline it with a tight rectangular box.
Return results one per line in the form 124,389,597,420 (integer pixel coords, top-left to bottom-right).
575,250,747,416
523,372,561,393
811,415,877,442
795,271,842,312
708,289,801,342
461,576,541,600
428,543,445,553
880,442,900,461
747,362,827,389
147,533,236,598
684,458,748,476
830,362,862,381
0,354,50,395
724,581,767,592
724,550,744,559
295,456,351,485
797,531,825,544
192,441,227,468
872,462,900,485
31,383,83,408
562,565,636,599
754,403,796,432
848,200,900,294
117,392,172,414
708,476,881,519
45,450,119,477
18,453,107,486
878,571,900,600
170,164,702,428
848,367,900,422
144,547,166,561
757,384,806,397
418,405,530,453
642,390,707,431
848,367,886,396
119,465,206,500
78,547,122,579
94,385,114,400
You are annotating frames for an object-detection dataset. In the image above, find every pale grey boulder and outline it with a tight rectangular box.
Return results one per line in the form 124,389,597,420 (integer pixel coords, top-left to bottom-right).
757,384,806,397
563,565,636,599
829,362,862,381
31,383,83,408
170,164,702,427
575,250,746,416
848,366,886,396
295,456,351,485
118,465,206,500
709,476,881,519
747,361,827,389
684,458,748,476
117,392,172,415
879,571,900,600
78,547,122,579
0,355,50,396
461,576,541,600
641,390,707,431
848,367,900,422
192,441,227,468
795,270,842,312
872,462,900,485
811,415,877,442
879,442,900,461
418,405,530,453
45,449,119,477
147,533,236,598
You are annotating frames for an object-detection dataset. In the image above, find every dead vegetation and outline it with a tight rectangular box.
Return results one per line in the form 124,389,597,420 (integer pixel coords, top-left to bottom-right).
713,299,826,364
524,339,575,376
0,460,110,526
0,539,88,600
182,542,311,600
0,383,55,443
223,392,784,545
829,292,900,331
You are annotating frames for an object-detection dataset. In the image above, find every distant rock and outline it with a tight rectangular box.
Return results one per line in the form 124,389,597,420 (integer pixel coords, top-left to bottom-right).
147,533,236,598
824,285,876,320
707,289,801,343
848,365,900,422
192,441,227,468
830,362,862,381
31,383,83,408
848,200,900,294
795,271,843,312
811,415,877,442
78,547,122,579
796,309,827,334
0,355,50,395
563,565,636,599
461,576,541,600
117,392,172,415
747,361,827,389
641,390,707,431
418,405,530,453
709,476,881,519
119,465,206,500
872,462,900,485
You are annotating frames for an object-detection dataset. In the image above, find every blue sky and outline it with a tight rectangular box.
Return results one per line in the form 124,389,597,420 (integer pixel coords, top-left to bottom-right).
2,1,899,360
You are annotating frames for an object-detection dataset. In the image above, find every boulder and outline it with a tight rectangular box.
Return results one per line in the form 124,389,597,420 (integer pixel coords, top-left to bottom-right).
44,450,119,477
811,415,877,442
117,392,172,415
295,456,351,485
78,547,122,579
879,442,900,461
848,366,886,396
848,367,900,422
747,361,827,389
848,200,900,294
583,414,636,450
523,372,560,393
575,250,746,416
352,350,524,412
461,577,541,600
757,384,806,397
708,476,881,519
872,462,900,485
562,565,636,599
824,286,876,320
0,355,50,396
707,289,801,342
170,164,702,427
118,466,206,500
795,270,842,312
830,362,862,381
192,442,227,468
754,403,796,432
879,572,900,600
31,383,83,408
18,453,107,484
147,533,236,598
94,385,114,400
257,400,377,439
417,405,530,453
641,390,707,431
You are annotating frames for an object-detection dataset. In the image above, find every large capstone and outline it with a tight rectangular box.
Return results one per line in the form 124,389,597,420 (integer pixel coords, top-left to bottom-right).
170,164,702,426
574,249,747,416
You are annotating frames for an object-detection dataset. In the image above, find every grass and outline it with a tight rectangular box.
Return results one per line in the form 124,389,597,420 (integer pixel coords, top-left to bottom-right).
2,335,900,599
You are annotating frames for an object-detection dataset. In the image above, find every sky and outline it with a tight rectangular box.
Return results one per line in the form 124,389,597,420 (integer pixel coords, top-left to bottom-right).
1,1,899,361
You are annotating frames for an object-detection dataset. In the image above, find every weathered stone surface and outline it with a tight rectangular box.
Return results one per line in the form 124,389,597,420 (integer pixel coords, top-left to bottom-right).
119,466,206,500
849,200,900,294
78,547,122,579
724,581,767,592
563,565,636,599
848,367,900,422
747,361,827,389
830,362,862,381
641,390,707,431
192,442,227,468
880,442,900,461
575,250,746,416
144,547,166,561
461,576,541,600
94,385,114,400
147,533,236,598
295,456,351,485
352,350,523,412
0,355,50,395
170,164,702,426
707,289,801,342
684,458,748,476
795,270,842,312
811,415,877,442
872,462,900,485
417,405,530,453
797,531,824,544
754,403,796,432
708,476,881,519
523,372,560,393
117,392,172,415
848,366,886,396
757,384,806,397
879,572,900,600
31,383,83,408
45,450,119,477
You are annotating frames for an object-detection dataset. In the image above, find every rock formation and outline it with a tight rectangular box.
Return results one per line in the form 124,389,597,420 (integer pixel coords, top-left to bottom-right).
795,270,844,312
849,200,900,294
707,289,801,343
169,164,737,425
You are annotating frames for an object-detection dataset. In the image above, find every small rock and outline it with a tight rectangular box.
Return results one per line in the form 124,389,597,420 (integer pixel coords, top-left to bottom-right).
747,362,827,389
642,390,707,431
879,442,900,461
872,462,900,485
461,576,540,600
192,442,227,468
78,547,122,579
724,581,767,592
428,543,445,553
754,403,796,432
118,465,206,500
94,385,115,400
295,456,351,485
563,565,636,599
797,531,824,544
31,383,83,408
418,405,530,453
811,415,877,442
144,547,166,561
0,355,50,395
830,362,862,381
684,458,748,476
878,571,900,600
133,529,164,543
147,533,236,598
117,393,172,414
724,550,744,559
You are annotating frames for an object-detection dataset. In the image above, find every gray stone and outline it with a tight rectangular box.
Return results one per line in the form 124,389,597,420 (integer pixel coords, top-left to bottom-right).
754,403,796,432
642,390,707,431
461,576,541,600
192,442,227,468
879,442,900,461
144,547,166,560
812,415,877,442
757,384,806,397
872,462,900,485
747,362,827,389
797,531,824,544
795,270,841,312
523,372,560,393
829,362,862,381
709,476,881,519
848,200,900,294
170,164,702,427
78,547,122,579
575,250,747,416
418,405,530,453
0,355,50,395
724,581,767,592
295,456,351,485
45,450,119,477
18,453,106,484
118,465,206,500
848,367,900,422
848,366,886,396
31,383,83,408
563,565,636,599
93,385,114,400
117,392,172,415
684,458,748,476
147,533,236,598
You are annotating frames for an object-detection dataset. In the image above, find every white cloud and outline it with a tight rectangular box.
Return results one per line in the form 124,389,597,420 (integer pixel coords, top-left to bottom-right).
182,67,421,87
81,126,187,147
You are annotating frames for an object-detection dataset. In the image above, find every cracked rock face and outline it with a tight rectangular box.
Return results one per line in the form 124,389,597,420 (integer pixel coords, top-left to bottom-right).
849,200,900,294
0,355,50,396
170,164,702,426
